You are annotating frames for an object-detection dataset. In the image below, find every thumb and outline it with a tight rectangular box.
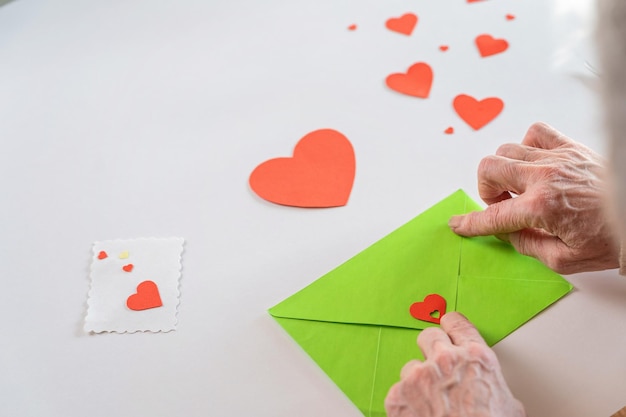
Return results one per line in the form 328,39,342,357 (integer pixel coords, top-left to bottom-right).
506,229,569,273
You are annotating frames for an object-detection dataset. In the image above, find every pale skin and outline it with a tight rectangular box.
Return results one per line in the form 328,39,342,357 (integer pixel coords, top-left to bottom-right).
386,122,620,416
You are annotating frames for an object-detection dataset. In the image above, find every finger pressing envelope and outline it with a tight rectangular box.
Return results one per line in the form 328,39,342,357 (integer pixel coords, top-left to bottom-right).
440,312,488,347
417,327,452,359
449,194,537,237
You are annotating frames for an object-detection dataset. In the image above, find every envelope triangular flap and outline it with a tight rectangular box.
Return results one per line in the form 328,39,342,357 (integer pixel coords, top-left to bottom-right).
269,190,471,330
457,231,573,345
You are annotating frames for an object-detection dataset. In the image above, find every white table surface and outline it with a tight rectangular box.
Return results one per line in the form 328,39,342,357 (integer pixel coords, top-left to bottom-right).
1,0,625,416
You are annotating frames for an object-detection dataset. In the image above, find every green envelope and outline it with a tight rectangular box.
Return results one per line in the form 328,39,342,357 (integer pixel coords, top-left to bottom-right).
269,189,573,417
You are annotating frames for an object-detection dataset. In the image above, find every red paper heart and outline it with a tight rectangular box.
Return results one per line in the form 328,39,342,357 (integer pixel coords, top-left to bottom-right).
126,280,163,311
385,62,433,98
506,14,515,21
348,24,357,31
467,0,485,3
122,264,134,272
410,294,447,324
475,34,509,57
385,13,418,36
249,129,355,208
453,94,504,130
439,45,449,52
97,251,108,260
444,127,454,134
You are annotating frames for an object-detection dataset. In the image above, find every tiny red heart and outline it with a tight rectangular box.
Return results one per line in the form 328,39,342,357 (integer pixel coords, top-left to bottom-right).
410,294,447,324
126,280,163,311
439,45,449,52
122,264,134,272
467,0,485,3
444,127,454,134
348,24,357,31
97,251,108,260
385,13,418,36
506,14,515,21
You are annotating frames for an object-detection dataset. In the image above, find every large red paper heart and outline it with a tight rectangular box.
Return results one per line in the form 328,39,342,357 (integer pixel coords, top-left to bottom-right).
475,34,509,57
453,94,504,130
126,280,163,311
249,129,355,208
410,294,447,324
385,13,418,36
385,62,433,98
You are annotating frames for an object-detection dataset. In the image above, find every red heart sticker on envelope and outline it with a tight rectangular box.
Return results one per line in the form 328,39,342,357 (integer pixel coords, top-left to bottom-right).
475,34,509,57
249,129,355,208
127,280,163,311
385,13,418,36
453,94,504,130
410,294,447,324
385,62,433,98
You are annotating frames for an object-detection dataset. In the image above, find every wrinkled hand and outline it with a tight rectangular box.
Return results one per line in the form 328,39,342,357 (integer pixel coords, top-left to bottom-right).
385,312,525,417
448,122,620,274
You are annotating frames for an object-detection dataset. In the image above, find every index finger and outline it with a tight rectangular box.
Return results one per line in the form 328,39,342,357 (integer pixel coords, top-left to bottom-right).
448,193,538,237
440,312,487,348
522,122,573,150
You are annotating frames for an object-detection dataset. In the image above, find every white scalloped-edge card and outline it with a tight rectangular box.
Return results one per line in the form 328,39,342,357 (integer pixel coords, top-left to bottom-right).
85,237,185,333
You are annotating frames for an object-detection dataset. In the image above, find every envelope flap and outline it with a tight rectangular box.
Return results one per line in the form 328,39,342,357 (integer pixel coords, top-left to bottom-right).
269,190,471,330
457,233,573,345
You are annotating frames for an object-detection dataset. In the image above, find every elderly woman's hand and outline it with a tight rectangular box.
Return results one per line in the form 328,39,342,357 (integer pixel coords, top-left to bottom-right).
385,312,526,417
448,122,620,274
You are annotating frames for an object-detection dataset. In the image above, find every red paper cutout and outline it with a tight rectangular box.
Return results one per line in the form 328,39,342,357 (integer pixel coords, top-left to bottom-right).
385,13,418,36
249,129,355,208
97,251,108,260
453,94,504,130
506,14,515,21
439,45,449,52
126,280,163,311
348,24,357,31
410,294,447,324
444,127,454,134
475,34,509,57
467,0,485,3
122,264,134,272
385,62,433,99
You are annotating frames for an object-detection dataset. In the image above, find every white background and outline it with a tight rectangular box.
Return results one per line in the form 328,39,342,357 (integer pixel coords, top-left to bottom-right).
1,0,625,416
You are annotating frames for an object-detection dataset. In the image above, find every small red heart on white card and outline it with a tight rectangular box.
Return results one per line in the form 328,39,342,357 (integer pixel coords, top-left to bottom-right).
126,280,163,311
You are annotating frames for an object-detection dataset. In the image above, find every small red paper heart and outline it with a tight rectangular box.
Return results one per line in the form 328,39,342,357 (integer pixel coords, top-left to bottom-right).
453,94,504,130
506,14,515,21
444,127,454,134
126,280,163,311
97,251,108,260
249,129,355,208
467,0,485,3
475,34,509,57
385,13,418,36
439,45,449,52
385,62,433,98
348,24,357,31
122,264,134,272
410,294,447,324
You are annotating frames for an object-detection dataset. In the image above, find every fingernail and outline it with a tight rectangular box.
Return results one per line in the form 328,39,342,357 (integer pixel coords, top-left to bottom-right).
448,215,462,231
